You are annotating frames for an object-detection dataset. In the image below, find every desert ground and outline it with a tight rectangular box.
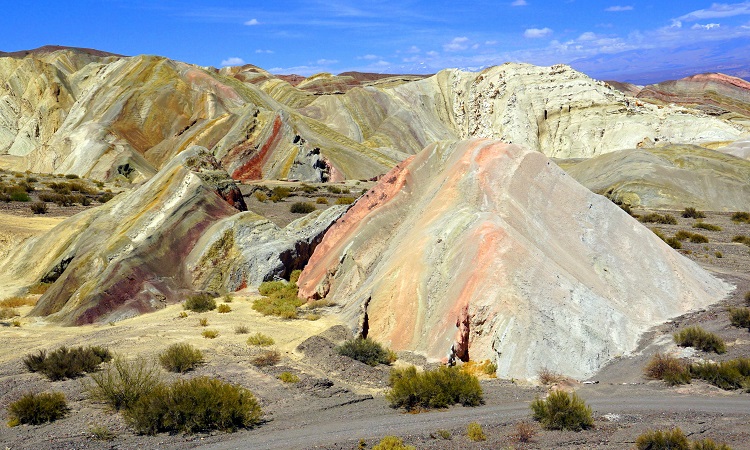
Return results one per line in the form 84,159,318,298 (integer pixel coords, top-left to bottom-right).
1,190,749,450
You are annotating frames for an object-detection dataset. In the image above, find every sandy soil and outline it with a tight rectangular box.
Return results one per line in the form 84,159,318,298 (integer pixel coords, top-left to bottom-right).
0,203,749,449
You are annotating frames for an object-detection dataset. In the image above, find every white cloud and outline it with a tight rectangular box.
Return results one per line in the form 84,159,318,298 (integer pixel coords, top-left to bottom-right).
524,27,553,38
605,5,633,12
316,58,339,65
407,46,421,53
358,54,379,60
444,36,470,51
692,22,721,30
511,0,527,5
426,50,439,57
578,32,598,41
671,19,683,28
220,57,245,66
255,49,274,54
244,18,260,25
485,40,498,45
678,2,750,21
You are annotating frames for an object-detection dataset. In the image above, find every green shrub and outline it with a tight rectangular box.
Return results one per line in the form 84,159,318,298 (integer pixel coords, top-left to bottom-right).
729,307,750,329
184,293,216,312
674,326,726,354
251,349,280,367
89,424,116,441
386,365,483,411
217,303,232,313
202,329,219,339
530,390,593,431
692,439,733,450
732,235,750,246
745,291,750,306
235,325,250,334
316,197,328,204
277,372,299,383
23,346,112,381
290,202,316,213
326,185,342,194
253,280,303,319
693,222,721,231
270,186,291,202
467,422,486,441
198,317,209,326
682,207,706,219
85,357,163,411
7,392,68,425
10,190,30,202
640,213,678,225
635,428,690,450
689,358,750,390
159,343,204,373
689,233,709,243
666,237,682,249
372,436,415,450
124,376,262,434
247,332,275,346
30,202,48,214
644,353,691,385
675,230,693,241
98,192,114,203
336,337,395,366
335,196,355,205
731,211,750,223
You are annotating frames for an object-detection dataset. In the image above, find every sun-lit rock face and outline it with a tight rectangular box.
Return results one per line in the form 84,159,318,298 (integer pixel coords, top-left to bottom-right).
0,146,340,325
637,73,750,117
560,145,750,211
300,63,745,158
0,49,398,182
297,139,731,380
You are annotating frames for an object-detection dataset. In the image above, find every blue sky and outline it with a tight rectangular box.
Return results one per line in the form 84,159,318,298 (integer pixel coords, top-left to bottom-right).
5,1,750,82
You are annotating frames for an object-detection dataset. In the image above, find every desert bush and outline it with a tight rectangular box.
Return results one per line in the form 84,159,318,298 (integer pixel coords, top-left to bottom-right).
178,311,188,318
693,222,721,231
85,357,162,411
26,176,38,183
689,233,709,243
0,296,36,308
326,185,342,194
335,196,355,205
467,422,486,441
247,332,275,346
640,213,678,225
732,235,750,246
0,307,19,319
277,372,299,383
222,294,233,303
270,186,291,202
235,325,249,334
289,269,302,284
7,392,68,426
10,189,30,202
184,293,216,312
30,201,48,214
202,329,219,339
731,211,750,223
300,184,317,193
316,197,328,204
386,365,483,411
674,326,726,354
460,359,497,378
645,353,691,385
515,421,536,443
290,202,316,213
89,424,116,441
635,428,690,450
538,367,565,385
715,251,723,258
435,429,452,440
745,291,750,306
23,346,112,381
124,376,262,434
337,337,395,366
28,282,51,295
530,390,593,431
253,280,303,319
217,304,232,313
665,237,683,249
729,307,750,329
372,436,415,450
691,439,734,450
251,349,280,367
682,207,706,219
674,230,693,241
253,191,267,202
159,343,204,373
65,174,79,179
198,318,209,326
689,358,750,390
0,192,10,202
98,192,114,203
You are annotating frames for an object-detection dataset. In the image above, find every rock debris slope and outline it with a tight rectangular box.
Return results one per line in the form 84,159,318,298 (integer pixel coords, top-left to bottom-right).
297,139,731,380
0,147,341,325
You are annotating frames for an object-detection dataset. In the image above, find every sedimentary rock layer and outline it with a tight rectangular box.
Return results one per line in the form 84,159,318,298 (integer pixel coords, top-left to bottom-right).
297,139,730,380
637,73,750,117
560,145,750,211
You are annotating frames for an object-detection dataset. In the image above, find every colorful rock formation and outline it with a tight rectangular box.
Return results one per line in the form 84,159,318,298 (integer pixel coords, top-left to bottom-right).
298,139,730,380
637,73,750,117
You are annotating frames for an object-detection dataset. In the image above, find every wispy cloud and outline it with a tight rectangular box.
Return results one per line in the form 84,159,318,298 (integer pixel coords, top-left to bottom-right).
220,57,245,66
255,49,274,54
511,0,528,6
677,2,750,21
244,18,260,25
605,6,633,12
524,27,553,38
316,58,339,65
357,54,380,60
692,23,721,30
444,37,470,51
